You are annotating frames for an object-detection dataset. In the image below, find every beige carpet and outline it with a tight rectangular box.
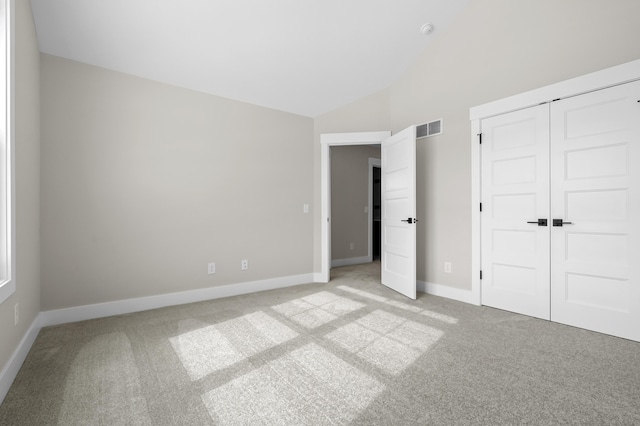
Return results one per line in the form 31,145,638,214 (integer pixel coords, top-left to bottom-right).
1,262,640,425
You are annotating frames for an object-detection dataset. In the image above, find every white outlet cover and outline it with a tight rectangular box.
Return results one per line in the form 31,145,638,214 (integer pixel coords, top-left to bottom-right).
208,263,216,275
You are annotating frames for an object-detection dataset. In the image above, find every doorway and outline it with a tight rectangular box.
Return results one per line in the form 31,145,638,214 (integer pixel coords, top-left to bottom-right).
319,131,390,283
329,146,381,268
371,164,381,261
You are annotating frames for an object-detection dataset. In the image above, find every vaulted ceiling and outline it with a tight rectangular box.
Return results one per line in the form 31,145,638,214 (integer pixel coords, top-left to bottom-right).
31,0,470,117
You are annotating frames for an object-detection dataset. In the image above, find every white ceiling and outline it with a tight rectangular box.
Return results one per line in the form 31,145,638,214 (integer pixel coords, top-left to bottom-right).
31,0,470,117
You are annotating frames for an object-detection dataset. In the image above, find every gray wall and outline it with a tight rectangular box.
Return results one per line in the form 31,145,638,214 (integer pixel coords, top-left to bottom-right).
0,0,41,376
314,0,640,289
330,145,380,262
40,55,314,310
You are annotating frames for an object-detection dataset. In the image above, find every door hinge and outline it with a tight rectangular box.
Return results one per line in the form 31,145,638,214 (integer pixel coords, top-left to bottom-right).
479,203,482,212
480,270,483,280
477,133,482,144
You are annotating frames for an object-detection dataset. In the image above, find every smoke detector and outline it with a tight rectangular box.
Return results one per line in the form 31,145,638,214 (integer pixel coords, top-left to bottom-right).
420,23,434,35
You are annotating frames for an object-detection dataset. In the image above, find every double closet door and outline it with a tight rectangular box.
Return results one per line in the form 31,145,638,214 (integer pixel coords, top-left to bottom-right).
481,80,640,341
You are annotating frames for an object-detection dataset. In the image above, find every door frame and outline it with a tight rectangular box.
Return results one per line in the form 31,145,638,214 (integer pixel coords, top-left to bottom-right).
319,131,391,283
470,59,640,307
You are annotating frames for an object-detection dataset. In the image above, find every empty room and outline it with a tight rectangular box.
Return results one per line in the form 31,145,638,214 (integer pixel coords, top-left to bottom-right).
1,0,640,424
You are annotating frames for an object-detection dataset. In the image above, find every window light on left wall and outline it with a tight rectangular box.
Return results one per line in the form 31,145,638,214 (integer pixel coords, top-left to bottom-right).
0,0,14,305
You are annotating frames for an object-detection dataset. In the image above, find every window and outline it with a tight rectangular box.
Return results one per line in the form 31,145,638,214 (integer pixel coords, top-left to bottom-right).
0,0,13,305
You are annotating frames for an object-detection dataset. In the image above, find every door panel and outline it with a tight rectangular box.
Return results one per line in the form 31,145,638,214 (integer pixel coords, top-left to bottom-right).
381,126,416,299
480,105,551,319
550,80,640,341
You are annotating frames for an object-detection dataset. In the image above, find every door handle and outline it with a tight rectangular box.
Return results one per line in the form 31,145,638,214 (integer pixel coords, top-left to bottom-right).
401,218,418,224
553,219,573,227
526,219,547,226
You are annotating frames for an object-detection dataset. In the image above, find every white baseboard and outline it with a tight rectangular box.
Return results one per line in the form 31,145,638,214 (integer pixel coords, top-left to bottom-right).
418,280,477,305
331,256,371,268
41,273,315,327
0,313,42,405
312,272,327,283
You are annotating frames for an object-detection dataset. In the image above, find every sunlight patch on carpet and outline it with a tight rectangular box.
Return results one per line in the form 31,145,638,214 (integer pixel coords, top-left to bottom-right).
170,311,298,381
201,343,383,425
337,285,459,324
272,291,365,329
326,310,443,375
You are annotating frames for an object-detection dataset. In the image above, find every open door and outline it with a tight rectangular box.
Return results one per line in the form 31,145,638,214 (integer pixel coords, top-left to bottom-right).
381,126,417,299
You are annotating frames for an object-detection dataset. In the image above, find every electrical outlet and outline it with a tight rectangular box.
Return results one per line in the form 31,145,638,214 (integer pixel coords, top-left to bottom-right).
14,303,18,326
444,262,452,274
241,259,249,270
349,242,355,250
208,263,216,275
303,203,310,214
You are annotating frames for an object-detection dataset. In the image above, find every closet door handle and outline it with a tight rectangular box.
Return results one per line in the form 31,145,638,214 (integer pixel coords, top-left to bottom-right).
553,219,573,227
527,219,547,226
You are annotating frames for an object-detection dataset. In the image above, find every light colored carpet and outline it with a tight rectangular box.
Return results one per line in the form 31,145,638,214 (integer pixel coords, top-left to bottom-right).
1,262,640,425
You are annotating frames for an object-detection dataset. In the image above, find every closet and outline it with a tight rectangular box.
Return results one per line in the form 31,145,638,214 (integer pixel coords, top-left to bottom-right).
473,64,640,342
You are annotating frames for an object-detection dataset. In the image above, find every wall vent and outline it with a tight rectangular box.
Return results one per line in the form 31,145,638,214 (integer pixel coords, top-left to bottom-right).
416,119,443,139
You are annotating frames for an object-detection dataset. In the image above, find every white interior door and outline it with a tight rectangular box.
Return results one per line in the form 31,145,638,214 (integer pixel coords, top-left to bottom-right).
381,126,416,299
550,80,640,341
480,105,551,319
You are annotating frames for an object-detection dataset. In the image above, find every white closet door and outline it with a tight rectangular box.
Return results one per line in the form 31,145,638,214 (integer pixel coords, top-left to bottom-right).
550,80,640,341
480,105,551,319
